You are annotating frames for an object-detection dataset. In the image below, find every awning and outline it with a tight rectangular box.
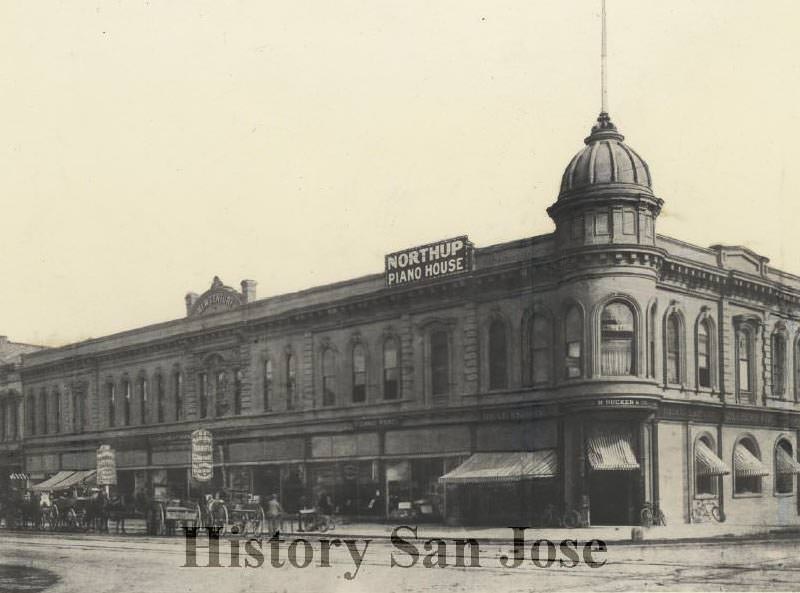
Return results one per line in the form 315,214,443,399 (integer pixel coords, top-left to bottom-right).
438,450,558,484
776,447,800,474
9,473,29,480
30,470,74,492
733,444,770,477
587,432,640,471
695,441,731,476
52,470,96,491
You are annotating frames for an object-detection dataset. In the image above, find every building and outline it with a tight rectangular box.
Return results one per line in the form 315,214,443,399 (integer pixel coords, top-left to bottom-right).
13,111,800,527
0,336,46,492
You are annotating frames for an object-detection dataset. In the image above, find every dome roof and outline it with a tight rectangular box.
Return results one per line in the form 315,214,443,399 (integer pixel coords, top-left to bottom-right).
559,113,652,197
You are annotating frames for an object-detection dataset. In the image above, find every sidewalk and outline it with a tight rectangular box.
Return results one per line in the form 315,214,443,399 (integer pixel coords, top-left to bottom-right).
284,520,800,545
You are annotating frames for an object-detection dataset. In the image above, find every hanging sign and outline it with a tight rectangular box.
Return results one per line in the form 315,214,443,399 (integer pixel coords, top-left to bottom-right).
96,445,118,486
191,429,214,482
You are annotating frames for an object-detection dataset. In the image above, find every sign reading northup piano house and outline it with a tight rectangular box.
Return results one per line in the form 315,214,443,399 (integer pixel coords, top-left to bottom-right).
191,429,213,482
385,236,473,288
96,444,117,486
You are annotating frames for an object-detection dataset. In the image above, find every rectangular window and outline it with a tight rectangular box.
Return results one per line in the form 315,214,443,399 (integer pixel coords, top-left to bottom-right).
594,212,609,235
156,375,165,423
430,330,450,397
263,359,273,412
198,373,208,419
383,340,400,401
53,392,60,434
107,384,116,428
233,370,242,415
174,372,183,422
140,379,148,425
571,216,583,240
773,334,786,397
353,348,366,403
41,394,48,435
622,211,636,235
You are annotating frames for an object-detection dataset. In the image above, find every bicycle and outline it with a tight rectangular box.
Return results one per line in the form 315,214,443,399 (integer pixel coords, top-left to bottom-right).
692,500,723,523
640,502,667,528
537,504,585,528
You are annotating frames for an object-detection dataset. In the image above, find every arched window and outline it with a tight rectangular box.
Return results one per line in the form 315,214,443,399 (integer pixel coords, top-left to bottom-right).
106,381,116,428
529,314,553,384
565,306,583,379
694,435,720,496
233,369,243,415
352,344,366,403
772,332,787,398
430,329,450,397
322,349,336,406
215,370,228,417
775,439,797,495
601,301,636,376
198,372,208,419
40,389,48,435
697,320,712,388
263,359,273,411
139,376,148,425
122,379,131,426
52,389,61,434
733,437,766,495
155,373,165,423
488,319,508,389
286,353,297,410
665,313,681,384
26,393,36,436
648,304,657,378
736,328,754,402
383,337,400,400
173,370,183,422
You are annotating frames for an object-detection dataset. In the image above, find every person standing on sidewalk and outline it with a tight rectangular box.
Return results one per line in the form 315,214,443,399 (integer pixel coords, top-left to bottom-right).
266,493,283,535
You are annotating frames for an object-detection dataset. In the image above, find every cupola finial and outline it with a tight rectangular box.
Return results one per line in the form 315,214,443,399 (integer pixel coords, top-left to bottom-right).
601,0,608,115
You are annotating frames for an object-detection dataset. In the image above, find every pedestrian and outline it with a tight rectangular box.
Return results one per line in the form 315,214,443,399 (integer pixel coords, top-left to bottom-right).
266,493,283,535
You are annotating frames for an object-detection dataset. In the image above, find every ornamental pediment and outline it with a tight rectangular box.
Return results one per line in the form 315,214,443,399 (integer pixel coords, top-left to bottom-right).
710,245,769,277
186,276,244,317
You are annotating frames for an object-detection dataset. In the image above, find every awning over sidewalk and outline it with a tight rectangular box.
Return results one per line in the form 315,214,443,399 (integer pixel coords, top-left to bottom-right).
587,431,639,471
733,444,770,477
9,473,29,481
776,447,800,474
695,441,731,476
30,470,73,492
438,450,558,484
30,470,96,492
52,470,96,490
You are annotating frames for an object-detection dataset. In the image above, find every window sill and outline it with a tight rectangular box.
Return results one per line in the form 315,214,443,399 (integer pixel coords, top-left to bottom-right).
773,491,794,498
694,493,718,500
732,492,764,499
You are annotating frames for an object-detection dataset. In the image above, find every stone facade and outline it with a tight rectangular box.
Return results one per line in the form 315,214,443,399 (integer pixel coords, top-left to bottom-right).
7,112,800,526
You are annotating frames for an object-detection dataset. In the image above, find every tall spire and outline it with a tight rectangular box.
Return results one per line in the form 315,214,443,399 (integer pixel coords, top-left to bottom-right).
601,0,608,114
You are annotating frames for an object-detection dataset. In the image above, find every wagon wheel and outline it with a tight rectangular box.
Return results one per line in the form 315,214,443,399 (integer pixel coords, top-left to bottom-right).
208,500,228,536
253,507,266,537
155,503,166,536
66,508,78,531
48,505,60,531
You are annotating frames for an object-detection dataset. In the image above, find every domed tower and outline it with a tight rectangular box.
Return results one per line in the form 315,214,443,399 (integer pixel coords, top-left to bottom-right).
546,111,663,251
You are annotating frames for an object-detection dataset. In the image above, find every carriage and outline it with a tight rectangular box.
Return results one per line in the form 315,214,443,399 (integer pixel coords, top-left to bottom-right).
192,489,265,536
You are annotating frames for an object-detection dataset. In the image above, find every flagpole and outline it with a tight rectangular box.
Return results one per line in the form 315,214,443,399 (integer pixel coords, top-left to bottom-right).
601,0,608,114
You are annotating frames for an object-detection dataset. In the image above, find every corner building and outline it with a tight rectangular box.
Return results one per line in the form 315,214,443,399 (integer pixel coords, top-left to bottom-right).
16,112,800,526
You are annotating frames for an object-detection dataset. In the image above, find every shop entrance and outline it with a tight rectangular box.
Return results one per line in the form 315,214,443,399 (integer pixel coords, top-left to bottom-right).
589,471,634,525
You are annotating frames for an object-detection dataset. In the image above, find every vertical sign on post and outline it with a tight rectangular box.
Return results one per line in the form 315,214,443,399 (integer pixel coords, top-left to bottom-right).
191,429,213,482
96,445,117,486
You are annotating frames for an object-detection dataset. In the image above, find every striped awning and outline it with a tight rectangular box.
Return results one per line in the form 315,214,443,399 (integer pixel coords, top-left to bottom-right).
695,441,731,476
51,470,96,490
30,470,74,492
9,473,29,481
733,444,770,477
439,450,558,484
587,432,640,471
776,447,800,474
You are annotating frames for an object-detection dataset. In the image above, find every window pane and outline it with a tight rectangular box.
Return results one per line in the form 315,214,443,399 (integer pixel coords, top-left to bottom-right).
489,320,508,390
666,315,680,384
565,307,582,379
431,331,449,396
383,338,400,400
601,302,634,376
323,350,336,406
773,334,786,396
530,316,552,384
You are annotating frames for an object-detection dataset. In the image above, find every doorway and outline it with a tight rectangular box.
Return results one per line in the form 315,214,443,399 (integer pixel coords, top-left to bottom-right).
589,471,635,525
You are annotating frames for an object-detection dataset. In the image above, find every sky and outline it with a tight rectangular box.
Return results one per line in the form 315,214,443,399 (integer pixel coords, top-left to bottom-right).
1,1,800,346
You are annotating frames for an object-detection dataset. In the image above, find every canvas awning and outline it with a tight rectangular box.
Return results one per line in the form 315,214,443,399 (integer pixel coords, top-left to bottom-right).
438,450,558,484
776,447,800,474
733,444,770,477
9,473,29,480
30,470,74,492
52,470,96,490
587,432,640,471
695,441,731,476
